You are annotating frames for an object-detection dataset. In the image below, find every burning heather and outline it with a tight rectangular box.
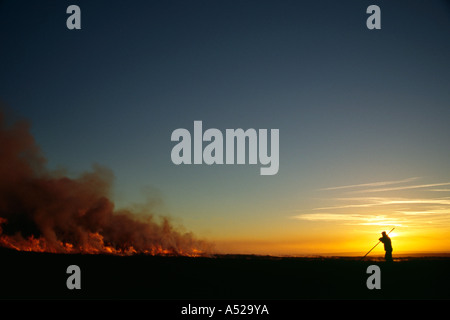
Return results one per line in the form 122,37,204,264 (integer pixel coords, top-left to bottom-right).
0,111,210,256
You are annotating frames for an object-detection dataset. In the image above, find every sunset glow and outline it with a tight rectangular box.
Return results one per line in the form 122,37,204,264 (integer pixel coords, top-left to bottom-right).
0,1,449,258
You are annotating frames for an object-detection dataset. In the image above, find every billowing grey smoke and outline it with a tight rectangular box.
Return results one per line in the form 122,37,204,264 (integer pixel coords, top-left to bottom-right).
0,110,210,255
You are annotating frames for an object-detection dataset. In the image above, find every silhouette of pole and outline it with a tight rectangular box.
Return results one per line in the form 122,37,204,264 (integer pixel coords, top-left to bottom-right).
361,227,395,261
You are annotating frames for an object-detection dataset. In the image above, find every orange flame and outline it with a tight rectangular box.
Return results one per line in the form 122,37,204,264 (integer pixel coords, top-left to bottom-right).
0,218,206,257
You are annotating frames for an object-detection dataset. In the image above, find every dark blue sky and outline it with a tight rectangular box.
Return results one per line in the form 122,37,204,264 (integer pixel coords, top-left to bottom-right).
1,0,449,254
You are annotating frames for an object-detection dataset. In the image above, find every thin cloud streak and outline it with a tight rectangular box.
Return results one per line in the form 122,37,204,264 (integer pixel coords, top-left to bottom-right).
313,197,450,211
293,210,450,228
298,178,450,230
292,213,404,227
395,209,450,216
353,182,450,193
318,177,419,191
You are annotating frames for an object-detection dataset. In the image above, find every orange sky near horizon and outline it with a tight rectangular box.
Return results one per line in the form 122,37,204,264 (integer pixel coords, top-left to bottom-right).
212,228,450,256
183,177,450,256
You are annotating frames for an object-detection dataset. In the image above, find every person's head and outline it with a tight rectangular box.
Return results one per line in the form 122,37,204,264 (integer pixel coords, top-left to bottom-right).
381,231,387,236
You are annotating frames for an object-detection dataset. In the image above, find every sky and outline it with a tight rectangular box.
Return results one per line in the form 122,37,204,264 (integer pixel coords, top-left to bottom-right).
0,0,449,256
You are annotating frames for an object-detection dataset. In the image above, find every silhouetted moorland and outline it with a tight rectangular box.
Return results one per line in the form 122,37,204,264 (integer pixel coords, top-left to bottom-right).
1,247,449,299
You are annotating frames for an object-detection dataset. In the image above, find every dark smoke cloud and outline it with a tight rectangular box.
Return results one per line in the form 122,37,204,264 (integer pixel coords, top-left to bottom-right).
0,110,210,255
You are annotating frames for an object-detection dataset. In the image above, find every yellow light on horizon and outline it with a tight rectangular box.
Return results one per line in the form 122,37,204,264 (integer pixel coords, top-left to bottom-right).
388,231,398,238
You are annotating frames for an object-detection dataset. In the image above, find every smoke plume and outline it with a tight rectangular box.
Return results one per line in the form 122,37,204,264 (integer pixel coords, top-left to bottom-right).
0,110,210,256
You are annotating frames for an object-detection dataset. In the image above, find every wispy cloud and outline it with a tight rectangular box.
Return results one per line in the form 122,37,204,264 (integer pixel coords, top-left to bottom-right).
295,177,450,229
353,182,450,193
318,177,419,191
312,197,386,210
292,213,404,226
395,208,450,216
313,197,450,211
293,208,450,228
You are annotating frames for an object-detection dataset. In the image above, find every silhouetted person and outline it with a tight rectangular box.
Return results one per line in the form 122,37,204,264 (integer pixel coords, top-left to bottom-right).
379,231,393,262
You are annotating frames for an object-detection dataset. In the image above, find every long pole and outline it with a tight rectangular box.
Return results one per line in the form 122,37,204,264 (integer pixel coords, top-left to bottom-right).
360,227,395,260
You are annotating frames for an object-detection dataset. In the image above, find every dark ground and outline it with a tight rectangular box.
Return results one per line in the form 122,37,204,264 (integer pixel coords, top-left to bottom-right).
1,247,449,300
